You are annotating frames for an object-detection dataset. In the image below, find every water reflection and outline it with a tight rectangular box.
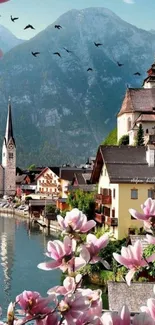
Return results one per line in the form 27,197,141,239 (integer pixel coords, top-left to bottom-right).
0,216,61,312
0,217,15,307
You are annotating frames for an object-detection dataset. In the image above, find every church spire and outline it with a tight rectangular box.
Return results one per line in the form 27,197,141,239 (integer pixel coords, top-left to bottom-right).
4,98,15,146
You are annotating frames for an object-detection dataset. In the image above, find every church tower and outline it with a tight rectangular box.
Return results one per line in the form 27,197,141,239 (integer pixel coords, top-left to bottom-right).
2,99,16,196
143,61,155,88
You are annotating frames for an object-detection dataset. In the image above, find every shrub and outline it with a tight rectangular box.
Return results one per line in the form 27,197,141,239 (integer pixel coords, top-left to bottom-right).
118,134,129,145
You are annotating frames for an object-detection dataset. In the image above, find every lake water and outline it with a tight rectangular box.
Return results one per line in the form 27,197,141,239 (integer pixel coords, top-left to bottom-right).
0,215,61,314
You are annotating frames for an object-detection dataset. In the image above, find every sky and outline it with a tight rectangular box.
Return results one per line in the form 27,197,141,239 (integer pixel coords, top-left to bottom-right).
1,0,155,40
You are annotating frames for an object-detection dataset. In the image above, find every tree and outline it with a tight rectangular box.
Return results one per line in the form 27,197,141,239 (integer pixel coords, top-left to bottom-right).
118,134,129,145
135,124,144,146
28,164,36,171
102,127,117,145
67,189,96,220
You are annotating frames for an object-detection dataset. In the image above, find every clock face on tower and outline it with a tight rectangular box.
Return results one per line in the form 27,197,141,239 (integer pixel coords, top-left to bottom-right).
8,144,13,149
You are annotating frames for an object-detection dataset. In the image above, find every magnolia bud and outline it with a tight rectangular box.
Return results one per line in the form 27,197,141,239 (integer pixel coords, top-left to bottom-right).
7,302,14,325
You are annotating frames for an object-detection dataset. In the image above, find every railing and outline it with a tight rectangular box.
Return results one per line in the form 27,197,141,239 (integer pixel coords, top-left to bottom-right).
96,194,112,204
40,183,56,187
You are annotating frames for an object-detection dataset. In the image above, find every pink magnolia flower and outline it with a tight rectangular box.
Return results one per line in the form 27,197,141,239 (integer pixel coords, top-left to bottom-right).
16,290,56,318
129,198,155,231
101,305,130,325
47,274,82,296
145,234,155,245
79,288,102,318
0,0,10,3
101,305,155,325
141,296,155,322
58,291,90,324
113,240,155,285
75,314,102,325
36,313,58,325
80,233,109,267
57,208,96,234
38,236,86,272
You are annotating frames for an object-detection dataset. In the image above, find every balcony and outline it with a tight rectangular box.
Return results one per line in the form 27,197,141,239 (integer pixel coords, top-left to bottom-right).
106,217,118,227
95,213,105,224
96,194,112,205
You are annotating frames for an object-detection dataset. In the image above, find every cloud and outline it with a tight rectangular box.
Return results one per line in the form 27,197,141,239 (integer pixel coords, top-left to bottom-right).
123,0,135,3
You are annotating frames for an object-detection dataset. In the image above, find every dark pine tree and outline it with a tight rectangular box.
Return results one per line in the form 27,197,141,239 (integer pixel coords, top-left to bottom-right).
135,124,144,146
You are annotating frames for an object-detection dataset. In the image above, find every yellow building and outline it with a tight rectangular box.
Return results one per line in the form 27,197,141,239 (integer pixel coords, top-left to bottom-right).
91,144,155,239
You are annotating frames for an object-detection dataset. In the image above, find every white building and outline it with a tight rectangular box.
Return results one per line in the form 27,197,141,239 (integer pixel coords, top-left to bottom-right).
117,60,155,145
36,167,61,197
0,100,16,196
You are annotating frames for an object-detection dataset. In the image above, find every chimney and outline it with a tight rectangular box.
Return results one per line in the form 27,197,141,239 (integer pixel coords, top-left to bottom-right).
146,144,155,167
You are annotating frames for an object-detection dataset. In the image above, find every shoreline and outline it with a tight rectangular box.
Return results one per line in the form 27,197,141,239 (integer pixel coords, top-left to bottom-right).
0,208,29,219
0,208,61,233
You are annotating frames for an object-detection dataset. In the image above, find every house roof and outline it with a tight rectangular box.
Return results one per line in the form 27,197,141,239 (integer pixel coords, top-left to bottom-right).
68,184,96,192
136,114,155,122
91,145,155,184
16,174,28,184
74,173,86,185
117,88,155,117
36,167,60,180
60,168,92,182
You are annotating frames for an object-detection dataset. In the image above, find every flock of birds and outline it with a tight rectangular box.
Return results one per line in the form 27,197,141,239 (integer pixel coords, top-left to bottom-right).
9,15,142,76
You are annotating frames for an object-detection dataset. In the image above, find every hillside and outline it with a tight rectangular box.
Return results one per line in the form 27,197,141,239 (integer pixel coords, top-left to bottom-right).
0,24,24,53
102,128,117,145
0,8,155,166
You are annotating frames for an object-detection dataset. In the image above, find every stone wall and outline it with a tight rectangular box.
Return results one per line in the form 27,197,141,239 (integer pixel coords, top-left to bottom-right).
108,281,155,312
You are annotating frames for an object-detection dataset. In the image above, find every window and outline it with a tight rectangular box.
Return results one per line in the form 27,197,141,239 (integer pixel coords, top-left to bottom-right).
146,128,149,134
39,180,41,185
9,152,13,159
39,187,41,192
113,189,115,199
112,209,115,218
148,189,154,199
131,189,138,199
127,117,131,131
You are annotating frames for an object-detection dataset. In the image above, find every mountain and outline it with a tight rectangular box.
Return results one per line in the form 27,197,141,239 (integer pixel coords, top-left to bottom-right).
0,25,24,53
0,7,155,167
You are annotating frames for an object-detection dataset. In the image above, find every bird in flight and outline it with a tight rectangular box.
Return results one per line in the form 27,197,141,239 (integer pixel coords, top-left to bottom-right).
24,24,35,30
117,61,124,67
63,48,72,53
94,42,102,47
133,72,141,76
31,51,40,57
11,15,19,22
53,52,61,58
87,68,93,72
55,25,62,29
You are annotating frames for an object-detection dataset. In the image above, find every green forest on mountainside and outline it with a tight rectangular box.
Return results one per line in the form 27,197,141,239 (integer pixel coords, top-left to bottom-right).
102,127,117,145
